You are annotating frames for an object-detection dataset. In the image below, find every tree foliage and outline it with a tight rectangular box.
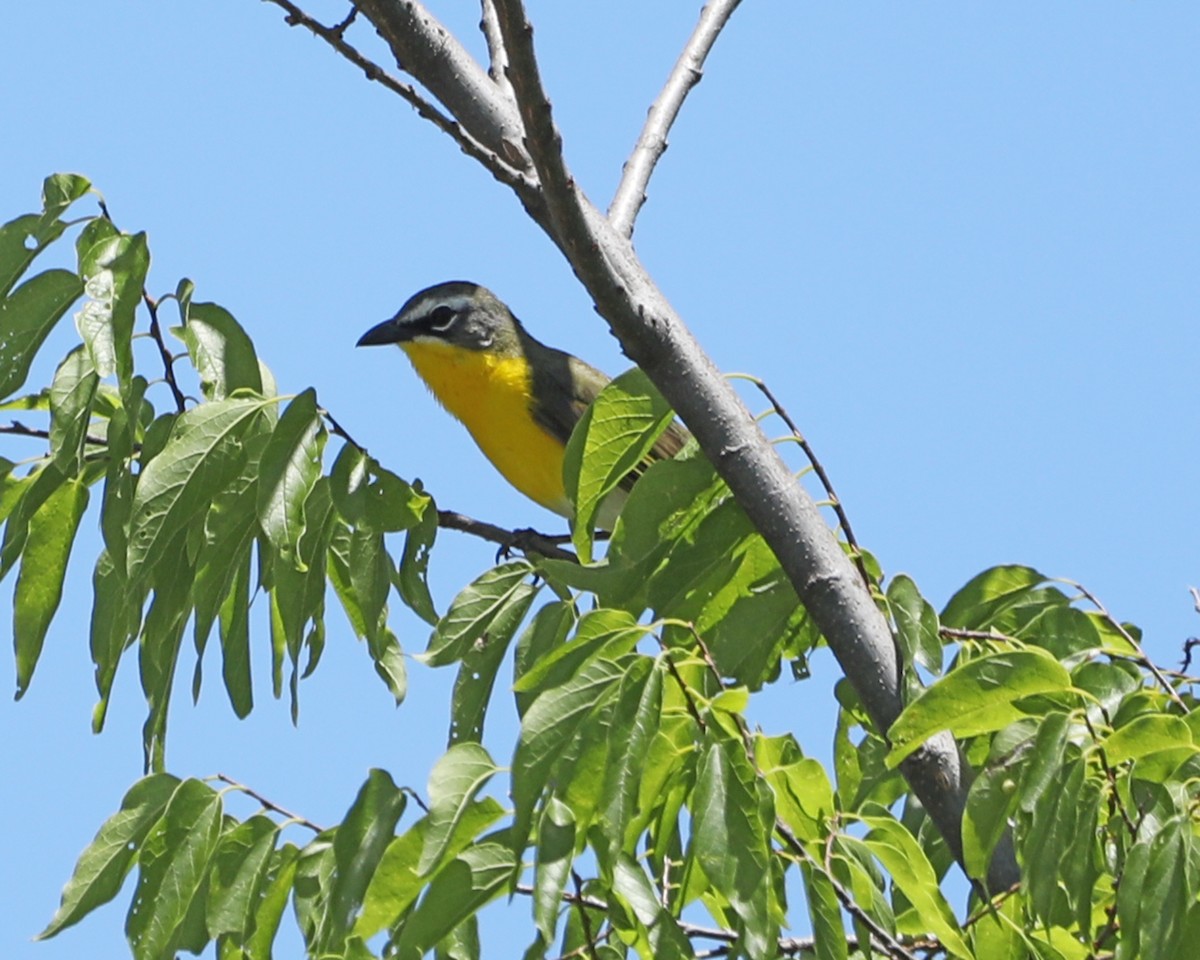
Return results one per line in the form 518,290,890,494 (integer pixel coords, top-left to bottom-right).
6,5,1199,959
4,171,1198,960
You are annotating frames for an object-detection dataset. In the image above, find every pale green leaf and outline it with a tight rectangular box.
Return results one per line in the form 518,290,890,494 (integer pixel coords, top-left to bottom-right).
564,367,676,561
860,812,971,958
38,774,180,940
887,650,1073,767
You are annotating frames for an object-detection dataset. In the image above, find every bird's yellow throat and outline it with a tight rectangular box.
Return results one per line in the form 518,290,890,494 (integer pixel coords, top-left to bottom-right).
400,339,573,516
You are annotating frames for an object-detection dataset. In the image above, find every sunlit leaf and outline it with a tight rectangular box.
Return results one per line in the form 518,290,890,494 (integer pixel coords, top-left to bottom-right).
564,367,676,561
888,650,1074,766
323,769,408,952
13,477,88,697
257,387,325,567
38,774,180,940
125,779,223,960
127,396,267,586
0,267,83,401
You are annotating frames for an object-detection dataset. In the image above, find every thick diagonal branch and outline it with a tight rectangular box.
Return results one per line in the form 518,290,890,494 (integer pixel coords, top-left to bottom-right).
489,0,1017,892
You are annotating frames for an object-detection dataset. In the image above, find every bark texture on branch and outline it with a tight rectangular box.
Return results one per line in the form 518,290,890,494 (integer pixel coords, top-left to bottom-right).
350,0,1019,891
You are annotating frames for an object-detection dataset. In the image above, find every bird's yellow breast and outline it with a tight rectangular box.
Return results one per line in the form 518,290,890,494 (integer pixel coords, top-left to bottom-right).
400,340,572,516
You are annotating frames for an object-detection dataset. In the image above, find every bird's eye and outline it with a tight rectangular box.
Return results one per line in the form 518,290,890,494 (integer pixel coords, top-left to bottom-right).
427,305,457,332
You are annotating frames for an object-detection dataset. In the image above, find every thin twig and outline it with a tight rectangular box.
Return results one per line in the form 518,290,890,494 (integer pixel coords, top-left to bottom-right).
262,0,535,196
661,648,708,733
437,510,577,563
479,0,512,93
938,625,1019,645
608,0,743,238
319,407,368,453
1080,711,1138,838
1063,577,1187,710
143,292,187,412
737,374,872,589
0,421,108,447
214,772,324,833
775,820,922,960
571,870,601,960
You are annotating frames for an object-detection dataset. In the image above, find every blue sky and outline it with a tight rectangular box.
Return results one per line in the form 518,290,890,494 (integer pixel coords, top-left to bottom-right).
2,3,1198,957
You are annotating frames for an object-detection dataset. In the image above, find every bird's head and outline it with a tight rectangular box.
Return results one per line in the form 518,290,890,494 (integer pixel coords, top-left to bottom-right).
356,281,524,356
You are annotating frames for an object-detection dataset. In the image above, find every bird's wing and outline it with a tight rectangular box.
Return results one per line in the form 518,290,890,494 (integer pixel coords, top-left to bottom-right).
529,347,691,493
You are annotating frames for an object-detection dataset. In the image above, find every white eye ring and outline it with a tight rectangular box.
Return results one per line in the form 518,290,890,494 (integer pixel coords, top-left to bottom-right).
428,307,457,332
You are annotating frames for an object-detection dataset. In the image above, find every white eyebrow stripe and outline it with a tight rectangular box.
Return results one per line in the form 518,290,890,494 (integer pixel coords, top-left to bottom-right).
416,294,473,317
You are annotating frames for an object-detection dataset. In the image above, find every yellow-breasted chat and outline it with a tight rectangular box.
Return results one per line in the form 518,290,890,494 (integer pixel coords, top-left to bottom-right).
356,281,687,527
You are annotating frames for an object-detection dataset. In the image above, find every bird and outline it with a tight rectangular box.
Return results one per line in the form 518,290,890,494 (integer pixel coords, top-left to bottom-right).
356,281,688,528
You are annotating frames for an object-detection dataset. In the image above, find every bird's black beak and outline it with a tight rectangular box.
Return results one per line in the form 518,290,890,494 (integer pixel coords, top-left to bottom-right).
356,317,408,347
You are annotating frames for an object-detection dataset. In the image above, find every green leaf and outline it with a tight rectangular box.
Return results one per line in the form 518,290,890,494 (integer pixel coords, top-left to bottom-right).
692,736,778,958
962,766,1018,882
1016,711,1070,814
178,300,263,400
48,345,100,474
513,599,577,717
533,797,575,945
887,649,1074,766
888,573,942,674
512,606,644,696
13,477,88,698
392,841,516,960
89,549,142,732
323,769,408,952
75,221,148,391
941,565,1046,629
800,861,848,960
356,799,505,941
860,811,971,958
125,778,223,960
397,500,439,624
599,657,662,864
137,540,195,771
0,176,89,297
564,367,676,561
127,396,267,586
420,744,500,875
38,774,180,940
511,654,628,855
0,267,83,401
217,552,254,718
1134,816,1194,959
449,582,535,743
364,460,428,533
422,560,534,667
758,735,835,845
41,173,92,218
257,387,325,567
347,526,407,704
610,853,692,960
207,815,279,940
1101,714,1196,765
244,843,299,960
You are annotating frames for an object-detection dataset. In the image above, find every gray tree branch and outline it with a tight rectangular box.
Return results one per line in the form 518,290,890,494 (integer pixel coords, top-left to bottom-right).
609,0,743,238
346,0,1019,890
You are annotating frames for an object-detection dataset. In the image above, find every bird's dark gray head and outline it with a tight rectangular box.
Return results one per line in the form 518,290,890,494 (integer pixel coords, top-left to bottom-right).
356,280,524,354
